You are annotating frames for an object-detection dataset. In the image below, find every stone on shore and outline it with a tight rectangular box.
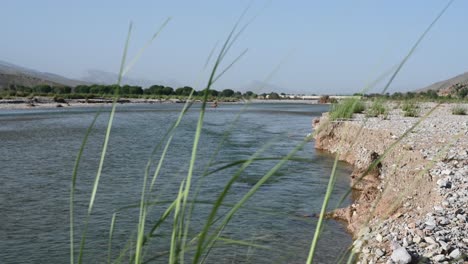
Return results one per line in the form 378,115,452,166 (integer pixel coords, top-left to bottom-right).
390,247,412,264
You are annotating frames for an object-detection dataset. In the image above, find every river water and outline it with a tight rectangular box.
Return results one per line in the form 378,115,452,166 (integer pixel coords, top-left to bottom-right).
0,103,352,263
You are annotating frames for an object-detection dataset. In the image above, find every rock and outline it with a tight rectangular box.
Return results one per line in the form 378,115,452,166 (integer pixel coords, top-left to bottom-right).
423,250,436,258
436,179,452,188
402,237,409,247
390,247,412,264
424,236,437,244
439,217,450,226
441,169,452,175
424,225,436,231
376,233,383,242
375,248,385,258
425,218,436,227
413,235,422,244
449,248,461,259
439,240,449,251
433,254,445,262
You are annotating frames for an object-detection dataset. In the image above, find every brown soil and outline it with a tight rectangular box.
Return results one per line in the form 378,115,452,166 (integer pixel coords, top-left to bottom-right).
313,116,438,237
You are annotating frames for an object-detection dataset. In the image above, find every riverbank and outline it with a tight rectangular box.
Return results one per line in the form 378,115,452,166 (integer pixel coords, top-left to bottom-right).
0,97,200,110
313,102,467,263
0,97,324,110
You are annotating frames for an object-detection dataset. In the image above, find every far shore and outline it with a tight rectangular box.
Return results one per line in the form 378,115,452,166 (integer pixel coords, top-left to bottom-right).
0,97,322,110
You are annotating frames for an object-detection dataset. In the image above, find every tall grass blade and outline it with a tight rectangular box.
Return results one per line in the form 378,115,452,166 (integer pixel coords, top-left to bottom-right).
199,139,311,264
107,213,117,264
178,8,256,261
88,22,132,215
306,154,339,264
78,22,132,264
193,141,273,263
169,180,186,264
123,18,171,76
69,110,101,264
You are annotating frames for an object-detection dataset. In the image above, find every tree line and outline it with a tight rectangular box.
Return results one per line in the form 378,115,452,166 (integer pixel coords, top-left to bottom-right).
1,83,266,99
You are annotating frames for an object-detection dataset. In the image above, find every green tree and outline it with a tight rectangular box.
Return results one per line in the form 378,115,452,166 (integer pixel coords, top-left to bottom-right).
198,89,219,97
129,86,143,95
243,91,254,97
220,89,235,97
121,85,131,95
54,86,72,94
147,85,165,95
456,86,468,98
89,85,102,94
34,84,52,94
162,87,174,95
268,92,280,99
425,89,438,99
175,86,196,96
75,85,90,94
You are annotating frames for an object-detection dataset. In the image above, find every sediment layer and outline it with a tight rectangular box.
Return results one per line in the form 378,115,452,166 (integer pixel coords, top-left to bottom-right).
313,103,467,263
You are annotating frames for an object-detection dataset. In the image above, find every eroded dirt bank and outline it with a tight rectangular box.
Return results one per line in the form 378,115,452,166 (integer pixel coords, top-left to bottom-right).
313,103,467,263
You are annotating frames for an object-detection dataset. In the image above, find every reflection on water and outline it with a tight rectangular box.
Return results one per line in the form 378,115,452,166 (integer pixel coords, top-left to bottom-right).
0,103,352,263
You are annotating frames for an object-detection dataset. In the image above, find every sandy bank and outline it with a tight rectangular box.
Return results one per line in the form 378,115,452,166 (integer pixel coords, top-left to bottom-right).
313,103,467,263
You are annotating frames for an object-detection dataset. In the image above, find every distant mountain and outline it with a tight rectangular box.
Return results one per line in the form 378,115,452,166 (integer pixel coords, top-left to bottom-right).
0,60,87,88
81,69,182,88
417,71,468,95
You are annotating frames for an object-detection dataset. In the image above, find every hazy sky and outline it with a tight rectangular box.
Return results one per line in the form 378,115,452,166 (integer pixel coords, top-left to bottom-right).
1,0,466,94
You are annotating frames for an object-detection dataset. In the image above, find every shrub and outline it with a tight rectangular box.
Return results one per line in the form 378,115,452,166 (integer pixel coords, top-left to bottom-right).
452,105,467,115
319,95,339,104
329,98,366,120
403,108,419,117
53,96,66,103
366,100,388,118
401,101,419,117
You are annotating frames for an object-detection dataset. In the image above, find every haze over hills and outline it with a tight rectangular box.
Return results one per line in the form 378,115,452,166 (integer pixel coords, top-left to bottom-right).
0,60,286,93
81,69,182,89
0,59,184,89
416,71,468,95
0,60,88,88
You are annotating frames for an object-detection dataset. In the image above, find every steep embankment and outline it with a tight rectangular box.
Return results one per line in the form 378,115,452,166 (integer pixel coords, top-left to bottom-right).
313,103,467,263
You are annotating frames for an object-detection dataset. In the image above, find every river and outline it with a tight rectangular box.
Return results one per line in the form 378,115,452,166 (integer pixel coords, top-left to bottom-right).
0,103,352,263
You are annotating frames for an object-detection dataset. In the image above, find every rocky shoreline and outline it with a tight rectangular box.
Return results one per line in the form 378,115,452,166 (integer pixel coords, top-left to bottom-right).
0,97,203,110
313,103,467,263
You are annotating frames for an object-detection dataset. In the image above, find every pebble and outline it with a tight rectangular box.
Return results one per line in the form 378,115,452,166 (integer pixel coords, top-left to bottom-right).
424,236,437,245
376,233,383,242
375,248,385,258
391,247,412,264
449,248,461,259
